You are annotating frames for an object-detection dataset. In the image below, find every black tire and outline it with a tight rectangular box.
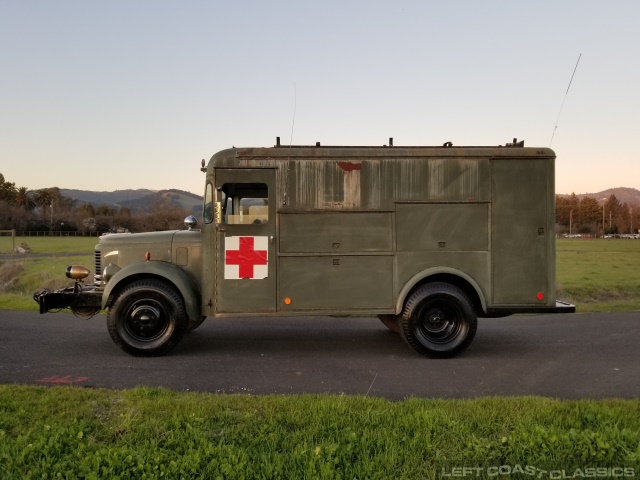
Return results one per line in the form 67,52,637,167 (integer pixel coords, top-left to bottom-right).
378,314,401,333
107,279,188,356
400,282,477,358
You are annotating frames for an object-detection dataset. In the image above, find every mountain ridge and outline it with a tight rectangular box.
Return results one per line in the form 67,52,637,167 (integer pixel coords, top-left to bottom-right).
60,188,157,206
60,188,203,216
557,187,640,206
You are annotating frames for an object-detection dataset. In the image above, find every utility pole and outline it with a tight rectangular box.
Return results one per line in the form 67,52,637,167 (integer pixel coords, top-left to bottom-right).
569,210,573,236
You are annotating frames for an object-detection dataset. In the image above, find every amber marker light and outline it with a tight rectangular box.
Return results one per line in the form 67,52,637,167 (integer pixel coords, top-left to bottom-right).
145,252,151,261
536,292,545,301
284,297,292,305
65,266,90,280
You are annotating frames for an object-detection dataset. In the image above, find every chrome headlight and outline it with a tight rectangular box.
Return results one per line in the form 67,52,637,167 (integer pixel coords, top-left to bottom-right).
103,263,121,283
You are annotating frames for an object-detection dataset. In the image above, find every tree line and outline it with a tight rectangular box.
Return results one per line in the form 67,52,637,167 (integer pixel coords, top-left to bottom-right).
0,173,192,234
556,193,639,236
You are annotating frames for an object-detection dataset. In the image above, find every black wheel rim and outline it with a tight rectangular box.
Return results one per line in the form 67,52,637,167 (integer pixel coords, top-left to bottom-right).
123,299,171,342
413,296,467,347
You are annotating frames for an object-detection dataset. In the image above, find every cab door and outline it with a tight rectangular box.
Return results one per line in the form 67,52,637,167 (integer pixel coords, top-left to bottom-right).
215,168,276,313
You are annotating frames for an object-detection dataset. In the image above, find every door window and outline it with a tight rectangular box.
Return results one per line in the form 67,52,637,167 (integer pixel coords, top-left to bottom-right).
220,183,269,225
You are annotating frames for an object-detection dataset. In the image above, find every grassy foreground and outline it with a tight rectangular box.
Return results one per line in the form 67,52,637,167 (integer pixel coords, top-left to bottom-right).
0,386,638,479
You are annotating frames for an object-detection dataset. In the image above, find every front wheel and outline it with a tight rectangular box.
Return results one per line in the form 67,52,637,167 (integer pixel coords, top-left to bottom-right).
107,279,188,356
400,282,477,358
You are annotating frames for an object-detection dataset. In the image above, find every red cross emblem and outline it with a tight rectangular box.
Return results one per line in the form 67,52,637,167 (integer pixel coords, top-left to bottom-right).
224,236,268,279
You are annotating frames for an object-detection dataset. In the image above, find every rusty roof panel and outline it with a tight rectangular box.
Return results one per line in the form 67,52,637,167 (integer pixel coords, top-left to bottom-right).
208,145,551,210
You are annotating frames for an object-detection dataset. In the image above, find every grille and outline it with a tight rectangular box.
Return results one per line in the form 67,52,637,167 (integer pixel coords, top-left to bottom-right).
94,250,102,276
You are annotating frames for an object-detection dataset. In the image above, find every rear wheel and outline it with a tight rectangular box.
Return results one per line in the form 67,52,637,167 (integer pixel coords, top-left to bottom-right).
400,282,477,358
107,279,188,356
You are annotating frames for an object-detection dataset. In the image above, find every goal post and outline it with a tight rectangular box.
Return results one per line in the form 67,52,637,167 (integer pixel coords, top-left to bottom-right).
0,229,16,254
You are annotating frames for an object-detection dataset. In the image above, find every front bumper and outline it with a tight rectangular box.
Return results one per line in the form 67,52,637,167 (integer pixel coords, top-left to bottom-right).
34,286,103,314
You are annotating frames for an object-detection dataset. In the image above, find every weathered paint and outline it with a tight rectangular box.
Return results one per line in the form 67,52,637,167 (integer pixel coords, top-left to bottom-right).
200,143,560,317
210,148,497,211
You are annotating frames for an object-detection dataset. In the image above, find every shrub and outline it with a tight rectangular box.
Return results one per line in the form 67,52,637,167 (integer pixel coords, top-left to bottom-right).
0,261,24,293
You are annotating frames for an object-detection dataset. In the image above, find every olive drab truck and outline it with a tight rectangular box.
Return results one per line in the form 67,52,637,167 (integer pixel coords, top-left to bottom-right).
35,137,575,357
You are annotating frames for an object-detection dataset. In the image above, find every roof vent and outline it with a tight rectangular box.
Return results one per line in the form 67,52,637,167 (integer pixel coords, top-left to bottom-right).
506,138,525,147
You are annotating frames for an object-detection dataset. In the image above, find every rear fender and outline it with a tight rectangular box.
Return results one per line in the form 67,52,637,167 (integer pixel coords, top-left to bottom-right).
102,261,201,322
396,267,487,315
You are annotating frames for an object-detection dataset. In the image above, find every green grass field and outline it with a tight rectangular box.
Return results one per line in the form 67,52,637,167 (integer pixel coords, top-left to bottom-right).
0,386,638,479
556,238,640,311
0,235,97,254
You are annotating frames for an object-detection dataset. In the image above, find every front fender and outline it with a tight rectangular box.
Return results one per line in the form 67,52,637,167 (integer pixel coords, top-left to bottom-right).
396,267,487,314
102,261,201,322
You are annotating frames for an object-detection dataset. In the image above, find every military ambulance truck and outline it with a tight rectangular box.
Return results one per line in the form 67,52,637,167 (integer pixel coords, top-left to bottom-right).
35,138,574,358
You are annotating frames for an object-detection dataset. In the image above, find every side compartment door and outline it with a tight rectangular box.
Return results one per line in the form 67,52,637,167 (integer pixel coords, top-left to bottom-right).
492,159,549,304
215,168,276,313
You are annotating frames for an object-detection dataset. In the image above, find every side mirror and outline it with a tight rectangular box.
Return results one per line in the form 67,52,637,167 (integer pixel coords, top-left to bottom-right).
184,216,198,230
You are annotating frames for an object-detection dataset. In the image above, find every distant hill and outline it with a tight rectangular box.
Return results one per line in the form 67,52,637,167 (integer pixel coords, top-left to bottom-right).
60,188,203,215
60,188,156,206
119,190,203,216
558,187,640,206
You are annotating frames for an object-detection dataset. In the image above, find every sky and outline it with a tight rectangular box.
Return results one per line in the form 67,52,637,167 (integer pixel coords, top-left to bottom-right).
1,1,639,196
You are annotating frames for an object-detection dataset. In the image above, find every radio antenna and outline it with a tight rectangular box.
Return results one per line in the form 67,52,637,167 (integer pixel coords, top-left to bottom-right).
550,53,581,147
289,82,297,146
283,82,297,206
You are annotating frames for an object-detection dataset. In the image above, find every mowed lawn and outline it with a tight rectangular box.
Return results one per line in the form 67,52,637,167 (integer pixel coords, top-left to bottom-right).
0,235,97,254
556,238,640,311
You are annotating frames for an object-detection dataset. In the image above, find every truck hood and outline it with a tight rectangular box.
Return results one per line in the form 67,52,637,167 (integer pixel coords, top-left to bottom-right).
98,230,179,247
96,231,181,266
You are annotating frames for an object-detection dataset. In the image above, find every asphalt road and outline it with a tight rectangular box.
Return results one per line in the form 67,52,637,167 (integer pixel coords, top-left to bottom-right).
1,309,638,399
